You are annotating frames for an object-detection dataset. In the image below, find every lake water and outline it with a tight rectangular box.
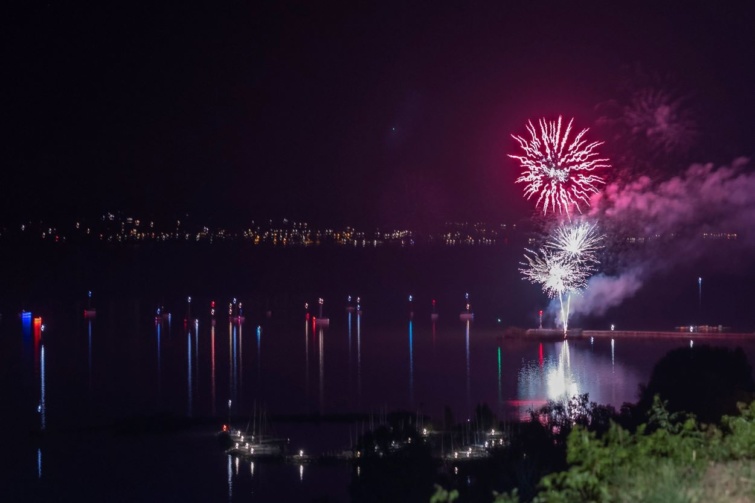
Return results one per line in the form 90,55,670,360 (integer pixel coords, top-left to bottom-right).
3,245,755,501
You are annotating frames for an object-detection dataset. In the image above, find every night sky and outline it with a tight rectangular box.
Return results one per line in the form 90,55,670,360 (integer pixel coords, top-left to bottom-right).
4,2,755,227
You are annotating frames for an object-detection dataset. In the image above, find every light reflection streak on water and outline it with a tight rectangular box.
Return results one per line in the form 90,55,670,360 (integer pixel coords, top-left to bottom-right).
88,319,93,395
228,322,234,407
515,338,643,417
250,461,255,477
497,346,502,412
348,312,352,390
231,323,238,406
546,341,577,403
234,326,239,394
408,320,414,404
211,325,216,416
227,454,233,501
465,320,470,416
235,455,239,475
40,343,46,431
238,322,243,396
299,464,304,482
37,447,42,479
357,313,362,404
187,330,193,417
538,343,543,368
256,325,261,383
305,320,310,399
319,327,325,412
195,320,200,388
156,322,161,398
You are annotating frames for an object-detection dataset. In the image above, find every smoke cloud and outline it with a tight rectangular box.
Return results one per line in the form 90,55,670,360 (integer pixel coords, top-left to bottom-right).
550,158,755,324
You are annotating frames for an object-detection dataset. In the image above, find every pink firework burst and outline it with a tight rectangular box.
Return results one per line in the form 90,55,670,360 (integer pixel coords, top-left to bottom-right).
509,116,610,216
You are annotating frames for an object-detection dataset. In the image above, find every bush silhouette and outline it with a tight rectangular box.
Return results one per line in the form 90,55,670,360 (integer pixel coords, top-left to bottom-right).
638,345,755,424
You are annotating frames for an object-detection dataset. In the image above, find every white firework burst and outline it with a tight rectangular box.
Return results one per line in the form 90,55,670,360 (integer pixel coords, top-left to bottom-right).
546,220,604,266
521,221,605,335
509,116,610,216
520,248,589,299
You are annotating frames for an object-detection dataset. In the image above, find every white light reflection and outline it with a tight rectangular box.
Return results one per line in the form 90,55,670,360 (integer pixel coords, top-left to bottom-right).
227,454,233,501
299,464,304,482
545,341,578,402
234,455,239,475
516,338,642,419
250,461,255,477
40,343,46,431
37,447,42,479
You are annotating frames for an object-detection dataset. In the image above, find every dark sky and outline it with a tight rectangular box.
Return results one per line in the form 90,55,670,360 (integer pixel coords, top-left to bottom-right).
4,1,755,226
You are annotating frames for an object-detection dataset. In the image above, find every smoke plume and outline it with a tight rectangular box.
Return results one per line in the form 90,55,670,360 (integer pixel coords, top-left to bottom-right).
554,158,755,323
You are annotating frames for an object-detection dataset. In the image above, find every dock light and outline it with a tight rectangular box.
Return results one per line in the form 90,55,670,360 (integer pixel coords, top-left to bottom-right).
188,296,191,303
299,450,304,457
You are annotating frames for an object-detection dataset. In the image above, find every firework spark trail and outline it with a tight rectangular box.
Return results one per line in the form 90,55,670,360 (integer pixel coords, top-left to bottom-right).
509,116,610,217
521,246,593,334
